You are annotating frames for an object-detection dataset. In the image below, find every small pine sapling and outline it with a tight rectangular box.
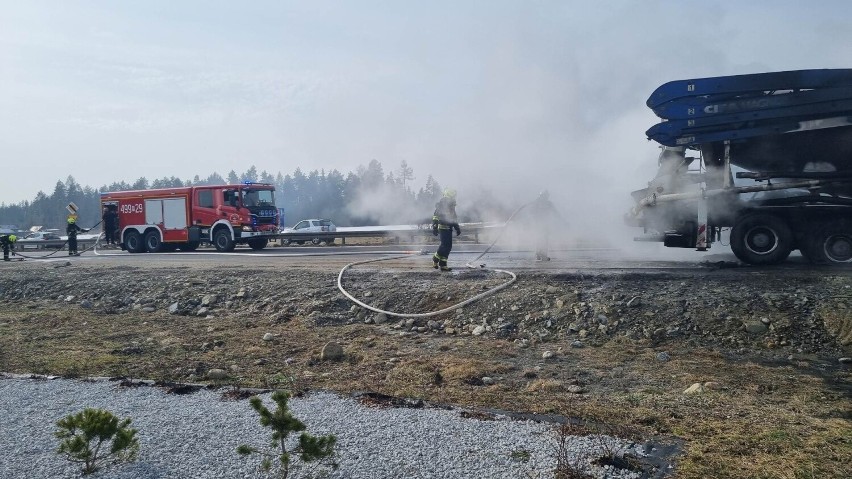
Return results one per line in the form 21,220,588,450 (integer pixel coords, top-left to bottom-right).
237,391,337,478
55,408,139,475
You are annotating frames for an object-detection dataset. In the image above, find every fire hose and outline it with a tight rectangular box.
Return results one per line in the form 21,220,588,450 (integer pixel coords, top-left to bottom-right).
12,220,103,261
336,253,517,318
337,199,541,318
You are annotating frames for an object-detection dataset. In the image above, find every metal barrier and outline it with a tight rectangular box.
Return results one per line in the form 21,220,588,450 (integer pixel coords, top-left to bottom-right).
275,223,496,245
16,238,99,251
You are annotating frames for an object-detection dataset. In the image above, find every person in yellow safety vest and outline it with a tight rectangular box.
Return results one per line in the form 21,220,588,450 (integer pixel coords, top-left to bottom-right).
431,188,461,271
0,234,17,261
66,215,89,256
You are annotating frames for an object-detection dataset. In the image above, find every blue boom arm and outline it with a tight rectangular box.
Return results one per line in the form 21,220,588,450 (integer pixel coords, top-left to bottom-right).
646,69,852,147
647,69,852,109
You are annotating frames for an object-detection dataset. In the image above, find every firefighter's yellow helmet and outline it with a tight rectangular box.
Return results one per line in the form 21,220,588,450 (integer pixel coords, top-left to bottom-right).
67,215,77,224
8,235,16,243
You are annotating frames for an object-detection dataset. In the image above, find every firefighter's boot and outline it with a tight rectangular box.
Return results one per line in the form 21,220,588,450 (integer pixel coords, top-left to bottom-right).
432,255,440,269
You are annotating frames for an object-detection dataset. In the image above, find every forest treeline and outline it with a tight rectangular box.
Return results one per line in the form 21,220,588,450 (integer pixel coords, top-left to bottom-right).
0,160,505,231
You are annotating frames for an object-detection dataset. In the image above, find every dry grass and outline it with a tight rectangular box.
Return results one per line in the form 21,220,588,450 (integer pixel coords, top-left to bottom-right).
821,305,852,347
526,378,565,393
1,302,850,479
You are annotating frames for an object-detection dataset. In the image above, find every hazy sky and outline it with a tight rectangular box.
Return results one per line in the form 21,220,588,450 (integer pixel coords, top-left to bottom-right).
2,0,851,227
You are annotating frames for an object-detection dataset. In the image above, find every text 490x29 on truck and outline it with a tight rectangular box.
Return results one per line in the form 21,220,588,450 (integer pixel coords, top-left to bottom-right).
101,182,279,253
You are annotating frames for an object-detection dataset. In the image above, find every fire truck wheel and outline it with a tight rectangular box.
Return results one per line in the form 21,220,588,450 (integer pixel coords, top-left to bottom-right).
124,231,145,254
248,238,268,250
730,214,793,265
144,231,162,253
805,221,852,265
213,228,235,252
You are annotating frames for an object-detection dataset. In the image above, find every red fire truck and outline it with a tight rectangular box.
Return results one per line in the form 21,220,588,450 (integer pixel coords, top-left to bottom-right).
100,183,279,253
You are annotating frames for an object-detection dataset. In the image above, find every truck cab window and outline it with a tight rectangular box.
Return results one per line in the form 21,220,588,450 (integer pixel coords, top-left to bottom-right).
223,191,237,207
242,190,259,207
198,190,214,208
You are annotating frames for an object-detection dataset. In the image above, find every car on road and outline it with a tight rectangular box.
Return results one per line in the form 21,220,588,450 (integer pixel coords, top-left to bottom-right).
280,219,337,245
18,231,64,249
23,231,62,241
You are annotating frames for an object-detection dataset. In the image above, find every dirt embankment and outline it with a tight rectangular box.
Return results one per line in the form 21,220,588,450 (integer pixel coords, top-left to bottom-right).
0,262,850,479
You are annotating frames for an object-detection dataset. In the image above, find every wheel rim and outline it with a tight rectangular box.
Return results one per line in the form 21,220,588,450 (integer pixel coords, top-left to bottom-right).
744,226,779,255
823,234,852,262
216,235,228,249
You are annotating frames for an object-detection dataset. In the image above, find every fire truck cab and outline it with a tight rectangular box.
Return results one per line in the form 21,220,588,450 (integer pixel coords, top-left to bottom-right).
100,183,279,253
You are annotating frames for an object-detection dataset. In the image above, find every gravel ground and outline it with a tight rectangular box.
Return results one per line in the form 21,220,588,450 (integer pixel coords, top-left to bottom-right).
2,256,849,359
0,377,645,479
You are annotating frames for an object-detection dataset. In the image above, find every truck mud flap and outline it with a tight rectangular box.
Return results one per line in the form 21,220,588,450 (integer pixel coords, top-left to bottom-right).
188,226,201,242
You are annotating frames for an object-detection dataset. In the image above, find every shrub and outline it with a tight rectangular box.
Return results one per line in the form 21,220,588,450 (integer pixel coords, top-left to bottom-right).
55,408,139,475
237,391,337,478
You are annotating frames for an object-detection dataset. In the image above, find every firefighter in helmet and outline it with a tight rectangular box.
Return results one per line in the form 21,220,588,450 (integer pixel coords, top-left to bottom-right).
66,215,88,256
529,190,565,261
431,188,461,271
102,205,118,246
0,233,17,261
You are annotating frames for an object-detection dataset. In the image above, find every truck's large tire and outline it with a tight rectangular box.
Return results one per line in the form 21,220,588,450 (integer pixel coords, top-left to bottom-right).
213,228,235,252
805,221,852,265
730,214,793,265
247,238,268,250
144,231,162,253
125,231,145,253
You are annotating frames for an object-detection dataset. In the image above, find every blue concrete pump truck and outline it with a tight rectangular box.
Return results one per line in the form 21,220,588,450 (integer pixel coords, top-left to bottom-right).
628,69,852,265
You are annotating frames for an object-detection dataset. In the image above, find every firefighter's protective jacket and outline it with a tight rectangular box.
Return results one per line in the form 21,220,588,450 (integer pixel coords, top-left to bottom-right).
0,234,14,248
432,197,460,232
66,222,83,237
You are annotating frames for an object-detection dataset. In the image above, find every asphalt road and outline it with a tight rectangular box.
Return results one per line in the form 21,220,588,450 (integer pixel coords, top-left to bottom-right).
3,240,822,273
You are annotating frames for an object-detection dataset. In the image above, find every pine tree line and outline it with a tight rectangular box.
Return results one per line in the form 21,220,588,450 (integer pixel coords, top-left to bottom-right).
0,160,445,231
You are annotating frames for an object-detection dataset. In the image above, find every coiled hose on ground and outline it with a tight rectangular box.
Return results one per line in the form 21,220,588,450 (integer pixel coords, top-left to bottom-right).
337,201,534,318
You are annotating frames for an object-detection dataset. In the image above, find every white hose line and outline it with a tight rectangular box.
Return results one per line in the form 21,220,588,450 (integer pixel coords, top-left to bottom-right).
464,203,529,267
337,254,517,318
